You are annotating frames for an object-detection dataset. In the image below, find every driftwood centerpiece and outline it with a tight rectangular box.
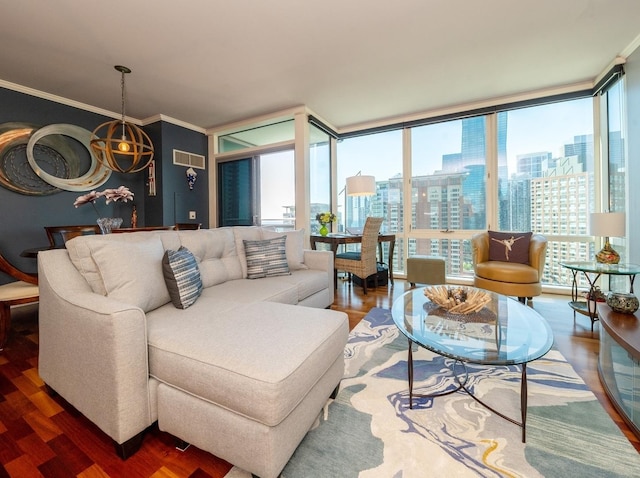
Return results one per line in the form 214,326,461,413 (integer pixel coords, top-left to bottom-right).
424,285,491,315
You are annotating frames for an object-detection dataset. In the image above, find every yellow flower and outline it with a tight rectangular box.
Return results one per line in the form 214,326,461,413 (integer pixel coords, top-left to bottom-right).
315,212,336,225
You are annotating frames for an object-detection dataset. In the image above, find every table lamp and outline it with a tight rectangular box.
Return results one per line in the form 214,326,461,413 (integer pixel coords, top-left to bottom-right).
590,212,625,264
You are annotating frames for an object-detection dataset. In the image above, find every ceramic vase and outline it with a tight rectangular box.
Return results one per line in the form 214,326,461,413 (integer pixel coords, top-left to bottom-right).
606,292,639,314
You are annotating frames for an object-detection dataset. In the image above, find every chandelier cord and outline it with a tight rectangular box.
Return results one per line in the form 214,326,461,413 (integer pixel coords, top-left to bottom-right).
120,70,126,137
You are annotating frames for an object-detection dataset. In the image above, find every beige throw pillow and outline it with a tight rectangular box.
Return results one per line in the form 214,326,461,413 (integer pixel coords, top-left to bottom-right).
87,236,170,312
262,228,308,270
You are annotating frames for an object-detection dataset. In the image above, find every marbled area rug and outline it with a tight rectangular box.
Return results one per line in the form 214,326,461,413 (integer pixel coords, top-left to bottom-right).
227,307,640,478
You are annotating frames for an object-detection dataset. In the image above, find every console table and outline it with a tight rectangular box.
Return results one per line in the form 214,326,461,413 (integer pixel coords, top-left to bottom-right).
560,261,640,331
597,303,640,440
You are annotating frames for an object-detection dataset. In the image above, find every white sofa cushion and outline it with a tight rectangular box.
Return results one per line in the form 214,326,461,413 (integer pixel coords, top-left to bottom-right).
267,270,329,303
200,278,299,305
261,229,308,271
77,235,170,311
177,228,243,286
147,301,348,427
232,226,263,278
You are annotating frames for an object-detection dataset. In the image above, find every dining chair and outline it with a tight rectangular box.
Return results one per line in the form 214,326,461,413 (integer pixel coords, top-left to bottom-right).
334,216,384,295
44,225,101,246
175,223,201,230
111,225,175,233
0,251,38,350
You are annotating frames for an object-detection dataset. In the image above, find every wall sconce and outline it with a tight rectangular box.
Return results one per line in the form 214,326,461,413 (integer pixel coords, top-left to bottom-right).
91,65,154,173
186,167,197,190
590,212,625,264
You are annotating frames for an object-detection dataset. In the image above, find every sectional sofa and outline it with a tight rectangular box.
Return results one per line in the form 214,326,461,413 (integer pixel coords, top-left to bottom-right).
37,226,349,478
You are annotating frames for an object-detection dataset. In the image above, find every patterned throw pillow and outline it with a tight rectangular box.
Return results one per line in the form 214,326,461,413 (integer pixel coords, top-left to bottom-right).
162,246,203,309
244,236,290,279
488,231,532,264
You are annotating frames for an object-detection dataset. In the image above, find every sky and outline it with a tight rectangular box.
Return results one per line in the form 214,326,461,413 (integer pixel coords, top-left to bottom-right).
261,97,596,219
337,97,594,184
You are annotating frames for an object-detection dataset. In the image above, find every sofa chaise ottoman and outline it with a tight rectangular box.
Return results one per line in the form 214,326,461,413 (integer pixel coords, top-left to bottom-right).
37,226,349,478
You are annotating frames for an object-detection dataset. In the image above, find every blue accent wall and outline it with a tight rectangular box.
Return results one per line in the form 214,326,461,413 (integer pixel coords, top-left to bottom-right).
0,87,207,284
142,121,208,228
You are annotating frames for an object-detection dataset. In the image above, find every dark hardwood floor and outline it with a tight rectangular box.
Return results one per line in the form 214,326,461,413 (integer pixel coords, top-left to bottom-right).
0,278,638,477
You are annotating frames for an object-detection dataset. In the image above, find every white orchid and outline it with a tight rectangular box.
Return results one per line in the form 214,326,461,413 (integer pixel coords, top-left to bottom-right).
74,186,134,217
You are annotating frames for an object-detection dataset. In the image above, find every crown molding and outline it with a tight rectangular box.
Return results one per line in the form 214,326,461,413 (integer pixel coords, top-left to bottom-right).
142,114,206,134
0,78,130,121
0,79,205,133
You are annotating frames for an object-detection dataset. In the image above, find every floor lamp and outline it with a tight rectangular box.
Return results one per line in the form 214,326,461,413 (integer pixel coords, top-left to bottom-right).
346,174,376,233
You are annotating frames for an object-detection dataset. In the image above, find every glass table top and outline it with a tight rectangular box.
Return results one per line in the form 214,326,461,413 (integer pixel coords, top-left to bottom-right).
391,287,554,366
559,261,640,275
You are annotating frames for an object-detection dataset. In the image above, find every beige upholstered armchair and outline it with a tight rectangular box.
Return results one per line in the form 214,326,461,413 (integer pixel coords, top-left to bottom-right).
335,217,384,295
471,231,547,304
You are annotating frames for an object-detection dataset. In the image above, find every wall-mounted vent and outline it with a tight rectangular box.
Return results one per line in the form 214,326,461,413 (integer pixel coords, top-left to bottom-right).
173,149,206,170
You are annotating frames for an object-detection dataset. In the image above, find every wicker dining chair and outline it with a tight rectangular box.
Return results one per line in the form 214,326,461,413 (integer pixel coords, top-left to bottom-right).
334,216,384,295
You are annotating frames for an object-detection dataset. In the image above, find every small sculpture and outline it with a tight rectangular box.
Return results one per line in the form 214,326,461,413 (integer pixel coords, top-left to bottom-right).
186,167,197,190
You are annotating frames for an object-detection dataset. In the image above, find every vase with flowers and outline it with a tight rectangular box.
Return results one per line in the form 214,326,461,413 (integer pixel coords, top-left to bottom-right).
315,211,336,236
73,186,134,234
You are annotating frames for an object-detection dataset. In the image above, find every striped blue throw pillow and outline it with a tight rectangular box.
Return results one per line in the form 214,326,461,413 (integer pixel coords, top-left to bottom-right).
162,246,203,309
244,236,290,279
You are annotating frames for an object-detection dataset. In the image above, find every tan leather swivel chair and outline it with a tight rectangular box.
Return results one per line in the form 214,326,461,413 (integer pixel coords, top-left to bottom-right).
471,231,547,304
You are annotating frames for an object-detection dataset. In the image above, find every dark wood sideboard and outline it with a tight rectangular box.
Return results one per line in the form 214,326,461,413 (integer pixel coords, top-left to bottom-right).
597,303,640,439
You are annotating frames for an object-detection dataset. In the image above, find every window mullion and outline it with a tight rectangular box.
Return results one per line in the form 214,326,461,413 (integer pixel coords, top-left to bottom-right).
485,113,498,230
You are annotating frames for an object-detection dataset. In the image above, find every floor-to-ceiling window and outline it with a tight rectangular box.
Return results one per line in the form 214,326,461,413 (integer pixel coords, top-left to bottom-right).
218,150,295,229
410,116,488,278
309,125,331,234
337,130,404,273
497,98,594,287
602,75,627,291
218,157,253,226
336,97,596,287
212,91,615,293
259,150,295,229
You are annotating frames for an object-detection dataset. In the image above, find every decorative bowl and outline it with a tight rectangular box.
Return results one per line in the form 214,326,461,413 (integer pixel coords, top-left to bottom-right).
606,292,639,315
424,285,491,315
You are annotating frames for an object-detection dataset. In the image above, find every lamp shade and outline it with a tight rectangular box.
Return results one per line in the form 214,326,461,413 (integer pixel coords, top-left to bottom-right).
346,175,376,196
589,212,625,238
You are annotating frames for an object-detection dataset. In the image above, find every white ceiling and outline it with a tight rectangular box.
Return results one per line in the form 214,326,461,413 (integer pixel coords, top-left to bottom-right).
1,0,640,132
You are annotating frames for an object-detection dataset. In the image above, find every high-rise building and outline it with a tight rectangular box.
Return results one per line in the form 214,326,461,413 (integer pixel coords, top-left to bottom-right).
530,155,589,284
517,152,551,178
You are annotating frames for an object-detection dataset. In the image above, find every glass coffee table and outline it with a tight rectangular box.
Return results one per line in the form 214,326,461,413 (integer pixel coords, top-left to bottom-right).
391,286,554,442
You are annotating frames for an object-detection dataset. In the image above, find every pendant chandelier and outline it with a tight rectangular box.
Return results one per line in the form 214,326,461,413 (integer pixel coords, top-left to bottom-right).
90,65,154,173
